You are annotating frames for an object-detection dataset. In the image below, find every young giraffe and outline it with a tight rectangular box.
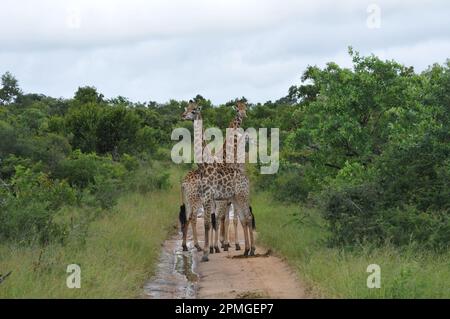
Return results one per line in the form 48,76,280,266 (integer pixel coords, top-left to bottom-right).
182,104,255,262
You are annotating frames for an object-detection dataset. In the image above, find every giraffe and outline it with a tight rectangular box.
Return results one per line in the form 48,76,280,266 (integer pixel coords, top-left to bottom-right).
181,103,255,262
180,100,248,254
213,101,249,252
202,101,251,254
179,169,203,252
179,101,207,252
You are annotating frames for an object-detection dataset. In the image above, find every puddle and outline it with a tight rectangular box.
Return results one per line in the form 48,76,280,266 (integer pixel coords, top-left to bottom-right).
143,233,200,299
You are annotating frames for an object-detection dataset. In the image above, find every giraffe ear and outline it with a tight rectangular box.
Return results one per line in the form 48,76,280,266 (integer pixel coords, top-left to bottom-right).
232,104,237,111
184,106,187,112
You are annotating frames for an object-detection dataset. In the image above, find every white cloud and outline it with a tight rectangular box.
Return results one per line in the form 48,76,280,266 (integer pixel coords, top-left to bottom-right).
0,0,449,103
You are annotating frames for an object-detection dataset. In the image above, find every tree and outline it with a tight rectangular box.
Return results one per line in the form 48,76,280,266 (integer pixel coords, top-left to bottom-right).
0,72,22,105
65,103,101,153
74,86,104,105
96,106,141,154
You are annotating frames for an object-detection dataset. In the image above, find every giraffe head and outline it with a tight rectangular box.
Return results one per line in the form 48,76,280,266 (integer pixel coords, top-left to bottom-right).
233,101,247,119
182,100,201,121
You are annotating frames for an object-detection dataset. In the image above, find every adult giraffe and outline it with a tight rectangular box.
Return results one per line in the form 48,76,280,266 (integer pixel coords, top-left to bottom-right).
179,101,207,252
213,101,250,252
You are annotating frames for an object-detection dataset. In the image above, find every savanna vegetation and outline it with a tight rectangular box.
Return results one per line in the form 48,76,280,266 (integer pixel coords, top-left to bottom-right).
0,49,449,298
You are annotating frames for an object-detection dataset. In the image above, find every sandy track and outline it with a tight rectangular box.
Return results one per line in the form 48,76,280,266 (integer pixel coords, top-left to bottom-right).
195,218,306,299
144,217,306,299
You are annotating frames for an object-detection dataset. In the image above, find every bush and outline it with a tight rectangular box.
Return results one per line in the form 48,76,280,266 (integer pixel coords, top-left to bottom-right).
121,153,140,171
54,150,126,189
379,207,450,251
0,166,76,244
96,106,141,154
87,174,124,210
255,164,315,203
322,184,450,250
322,183,382,245
125,164,170,194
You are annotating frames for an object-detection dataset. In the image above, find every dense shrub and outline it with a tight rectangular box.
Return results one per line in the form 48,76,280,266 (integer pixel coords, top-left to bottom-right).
95,106,141,154
255,164,311,203
323,184,450,250
125,164,170,195
54,150,126,189
279,52,450,250
0,166,76,244
323,184,382,245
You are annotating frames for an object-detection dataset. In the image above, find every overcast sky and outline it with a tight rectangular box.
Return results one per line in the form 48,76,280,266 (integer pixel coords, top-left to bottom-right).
1,0,449,104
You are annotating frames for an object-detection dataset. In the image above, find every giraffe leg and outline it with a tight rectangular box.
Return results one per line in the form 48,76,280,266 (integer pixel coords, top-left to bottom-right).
249,207,256,255
233,213,240,250
223,211,230,251
202,202,212,262
242,205,255,256
203,223,210,261
209,212,218,253
209,225,214,254
249,223,256,256
219,215,225,248
242,220,250,256
234,201,250,256
191,216,202,252
182,220,189,251
215,201,227,249
191,204,202,251
214,220,220,253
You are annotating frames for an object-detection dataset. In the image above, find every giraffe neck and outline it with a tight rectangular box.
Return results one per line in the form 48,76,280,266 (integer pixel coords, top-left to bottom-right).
231,115,242,130
223,112,243,164
193,112,207,170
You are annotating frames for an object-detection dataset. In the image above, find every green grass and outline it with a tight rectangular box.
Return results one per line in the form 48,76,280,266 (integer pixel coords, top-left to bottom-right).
0,168,183,298
253,192,450,298
2,167,448,299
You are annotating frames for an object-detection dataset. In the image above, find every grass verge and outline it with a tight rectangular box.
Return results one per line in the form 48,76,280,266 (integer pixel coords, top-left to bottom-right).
0,168,183,298
253,192,450,298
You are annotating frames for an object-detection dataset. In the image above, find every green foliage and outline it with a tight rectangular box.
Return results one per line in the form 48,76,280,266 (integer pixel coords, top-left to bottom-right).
125,163,171,195
120,153,140,171
54,150,125,189
22,134,72,172
96,106,141,154
65,103,101,153
0,166,76,244
253,192,450,298
73,86,104,105
279,51,450,250
256,164,311,203
1,50,450,254
0,120,17,157
322,174,449,250
0,72,180,248
0,71,22,105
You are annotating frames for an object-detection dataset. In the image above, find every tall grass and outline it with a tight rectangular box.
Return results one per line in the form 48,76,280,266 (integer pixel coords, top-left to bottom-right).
0,168,183,298
253,192,450,298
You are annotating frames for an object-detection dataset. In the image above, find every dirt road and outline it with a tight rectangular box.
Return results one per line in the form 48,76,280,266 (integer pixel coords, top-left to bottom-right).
144,217,306,299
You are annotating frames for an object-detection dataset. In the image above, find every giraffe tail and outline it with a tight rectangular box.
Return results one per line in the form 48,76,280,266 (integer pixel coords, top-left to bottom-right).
179,204,187,231
250,206,256,230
